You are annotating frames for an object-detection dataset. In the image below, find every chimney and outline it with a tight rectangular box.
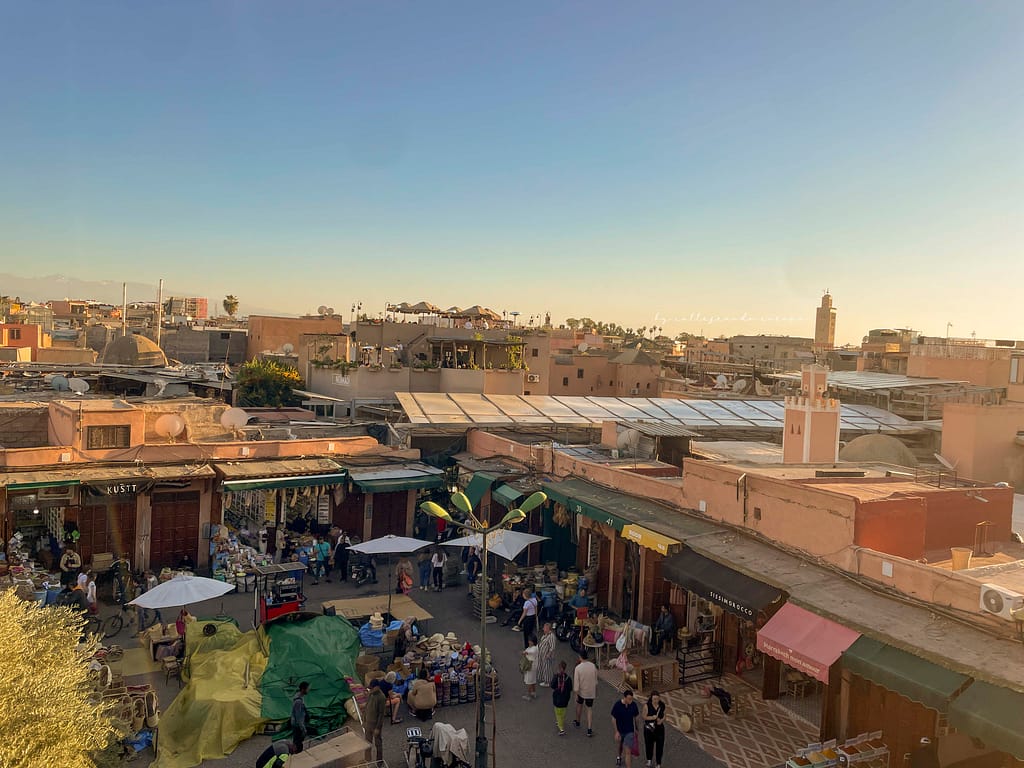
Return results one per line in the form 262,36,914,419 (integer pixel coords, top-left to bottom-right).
783,364,841,463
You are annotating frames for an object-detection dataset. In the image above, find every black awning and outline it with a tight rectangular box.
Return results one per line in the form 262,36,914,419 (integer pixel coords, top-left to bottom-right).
662,549,784,620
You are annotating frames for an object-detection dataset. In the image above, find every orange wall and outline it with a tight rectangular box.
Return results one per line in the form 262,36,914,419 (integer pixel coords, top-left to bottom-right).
615,363,660,397
921,486,1013,550
854,498,927,560
0,324,47,356
247,315,346,360
941,403,1024,488
907,354,1010,389
681,460,857,565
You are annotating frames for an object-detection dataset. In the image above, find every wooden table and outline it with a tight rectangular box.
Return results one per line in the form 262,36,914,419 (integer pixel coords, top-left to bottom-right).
679,693,714,730
627,655,681,696
322,594,434,632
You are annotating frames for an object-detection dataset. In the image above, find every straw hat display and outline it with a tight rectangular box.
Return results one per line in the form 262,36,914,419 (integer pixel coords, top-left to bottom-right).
369,612,385,630
445,631,458,643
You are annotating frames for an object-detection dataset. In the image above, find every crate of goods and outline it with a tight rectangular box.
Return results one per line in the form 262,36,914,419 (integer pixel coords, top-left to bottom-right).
288,730,372,768
355,655,380,683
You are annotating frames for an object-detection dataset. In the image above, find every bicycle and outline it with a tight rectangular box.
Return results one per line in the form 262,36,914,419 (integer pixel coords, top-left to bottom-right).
85,608,125,639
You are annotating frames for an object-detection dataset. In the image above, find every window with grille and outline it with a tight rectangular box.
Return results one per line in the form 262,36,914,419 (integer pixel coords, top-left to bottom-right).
86,425,131,450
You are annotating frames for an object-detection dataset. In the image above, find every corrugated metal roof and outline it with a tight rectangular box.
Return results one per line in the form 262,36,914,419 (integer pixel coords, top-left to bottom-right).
619,420,701,438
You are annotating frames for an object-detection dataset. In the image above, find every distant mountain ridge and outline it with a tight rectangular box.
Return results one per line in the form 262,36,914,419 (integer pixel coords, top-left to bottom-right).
0,272,289,317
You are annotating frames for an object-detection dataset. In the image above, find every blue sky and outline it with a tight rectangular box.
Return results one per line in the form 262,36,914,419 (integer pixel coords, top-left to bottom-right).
1,2,1021,342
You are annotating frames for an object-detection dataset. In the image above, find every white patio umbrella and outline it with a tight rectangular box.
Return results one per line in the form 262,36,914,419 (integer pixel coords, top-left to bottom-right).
349,535,433,616
128,573,235,610
442,530,548,561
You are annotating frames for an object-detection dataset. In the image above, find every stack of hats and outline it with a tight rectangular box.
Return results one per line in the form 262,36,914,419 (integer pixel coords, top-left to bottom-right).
370,612,385,631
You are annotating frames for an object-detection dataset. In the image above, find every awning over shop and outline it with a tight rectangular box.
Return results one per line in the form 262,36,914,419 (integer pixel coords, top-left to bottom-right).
841,636,970,712
949,681,1024,760
756,603,860,683
662,549,784,620
541,477,717,543
2,464,215,491
215,458,347,492
622,524,679,555
491,484,524,509
464,471,502,508
349,464,445,494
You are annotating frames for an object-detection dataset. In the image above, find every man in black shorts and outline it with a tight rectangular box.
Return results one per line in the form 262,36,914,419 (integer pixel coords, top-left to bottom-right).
572,651,598,737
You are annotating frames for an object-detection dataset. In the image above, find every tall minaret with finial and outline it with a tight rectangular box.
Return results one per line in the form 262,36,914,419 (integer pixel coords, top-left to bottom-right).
814,291,836,353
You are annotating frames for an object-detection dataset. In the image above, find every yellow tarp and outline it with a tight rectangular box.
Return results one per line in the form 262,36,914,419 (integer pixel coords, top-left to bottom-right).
151,625,268,768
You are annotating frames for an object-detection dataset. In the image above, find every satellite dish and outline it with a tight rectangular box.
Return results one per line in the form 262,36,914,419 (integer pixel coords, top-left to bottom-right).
317,305,328,315
68,378,90,395
154,413,186,441
933,453,958,470
282,343,294,355
578,342,589,353
464,321,473,330
616,429,641,454
732,379,748,393
715,374,729,389
326,307,335,315
220,407,250,430
51,375,70,392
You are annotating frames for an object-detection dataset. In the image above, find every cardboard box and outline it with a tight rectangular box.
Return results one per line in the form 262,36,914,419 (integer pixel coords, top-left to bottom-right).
287,731,372,768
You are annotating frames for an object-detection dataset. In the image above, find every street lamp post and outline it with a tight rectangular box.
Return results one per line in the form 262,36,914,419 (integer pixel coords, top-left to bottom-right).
421,491,547,768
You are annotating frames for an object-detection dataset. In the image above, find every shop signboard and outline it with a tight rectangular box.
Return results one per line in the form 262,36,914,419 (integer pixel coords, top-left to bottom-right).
82,479,155,498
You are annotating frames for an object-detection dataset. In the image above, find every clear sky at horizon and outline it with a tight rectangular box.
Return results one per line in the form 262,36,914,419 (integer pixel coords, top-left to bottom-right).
1,2,1021,343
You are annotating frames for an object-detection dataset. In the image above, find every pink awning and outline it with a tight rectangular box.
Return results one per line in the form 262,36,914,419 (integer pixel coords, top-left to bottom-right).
756,603,860,683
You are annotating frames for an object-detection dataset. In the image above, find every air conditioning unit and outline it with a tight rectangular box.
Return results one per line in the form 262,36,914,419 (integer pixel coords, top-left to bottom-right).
526,374,540,383
630,388,640,395
979,583,1024,619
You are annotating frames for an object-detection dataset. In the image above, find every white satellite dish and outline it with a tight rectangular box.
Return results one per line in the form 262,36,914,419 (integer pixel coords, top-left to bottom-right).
326,307,335,316
714,374,729,389
732,379,748,393
220,407,250,431
154,413,186,441
317,305,328,315
282,343,294,355
464,321,474,330
50,375,70,392
578,342,589,353
933,453,958,471
68,378,90,395
616,429,642,454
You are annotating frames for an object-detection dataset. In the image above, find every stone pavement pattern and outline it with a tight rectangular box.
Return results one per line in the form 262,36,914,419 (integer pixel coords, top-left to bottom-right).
124,574,805,768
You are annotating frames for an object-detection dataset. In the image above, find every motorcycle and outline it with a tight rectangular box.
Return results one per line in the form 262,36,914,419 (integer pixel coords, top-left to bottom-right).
406,725,471,768
350,554,377,587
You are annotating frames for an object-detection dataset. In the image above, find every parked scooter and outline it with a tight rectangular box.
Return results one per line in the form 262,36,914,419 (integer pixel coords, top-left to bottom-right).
350,553,377,587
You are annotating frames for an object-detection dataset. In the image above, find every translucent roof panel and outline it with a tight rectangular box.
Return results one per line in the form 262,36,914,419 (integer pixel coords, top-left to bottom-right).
396,395,919,434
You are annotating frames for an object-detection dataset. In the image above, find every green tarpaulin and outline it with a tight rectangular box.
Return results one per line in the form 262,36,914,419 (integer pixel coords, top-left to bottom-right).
842,636,969,712
949,680,1024,759
260,614,360,735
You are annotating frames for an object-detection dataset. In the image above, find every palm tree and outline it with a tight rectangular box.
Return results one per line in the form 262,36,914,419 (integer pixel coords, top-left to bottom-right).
222,295,240,318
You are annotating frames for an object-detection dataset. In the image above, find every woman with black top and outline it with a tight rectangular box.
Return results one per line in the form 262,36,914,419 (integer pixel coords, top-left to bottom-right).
643,690,666,768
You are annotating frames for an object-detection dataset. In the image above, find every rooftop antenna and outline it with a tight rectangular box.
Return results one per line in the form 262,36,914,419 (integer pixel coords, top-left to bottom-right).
156,278,163,347
122,282,128,337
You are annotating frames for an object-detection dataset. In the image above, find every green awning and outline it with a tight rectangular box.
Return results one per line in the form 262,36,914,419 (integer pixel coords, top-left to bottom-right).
541,483,571,507
464,472,501,508
492,484,524,509
842,636,970,712
222,472,348,492
949,681,1024,759
567,497,629,532
6,479,81,491
353,475,444,494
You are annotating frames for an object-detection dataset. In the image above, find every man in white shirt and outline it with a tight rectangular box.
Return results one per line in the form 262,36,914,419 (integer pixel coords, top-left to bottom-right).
430,549,447,592
573,651,599,737
515,588,538,648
